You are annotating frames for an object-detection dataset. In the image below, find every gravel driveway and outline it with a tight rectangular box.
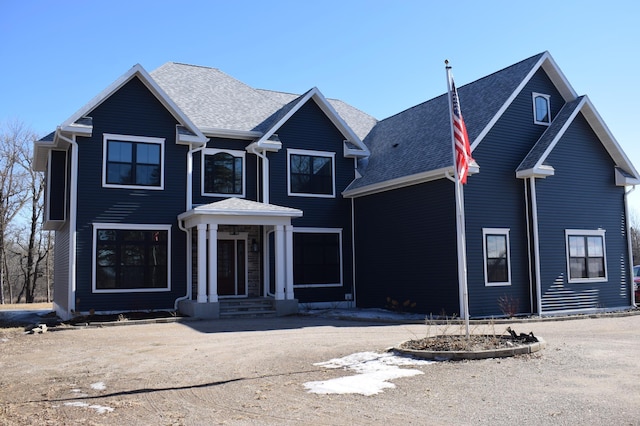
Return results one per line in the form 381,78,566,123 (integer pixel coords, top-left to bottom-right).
1,312,639,425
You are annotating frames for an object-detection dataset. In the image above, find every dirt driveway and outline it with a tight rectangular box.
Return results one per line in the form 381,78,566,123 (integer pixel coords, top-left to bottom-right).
1,312,639,425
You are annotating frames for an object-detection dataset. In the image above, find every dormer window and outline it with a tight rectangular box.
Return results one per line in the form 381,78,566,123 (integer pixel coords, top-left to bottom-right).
533,93,551,125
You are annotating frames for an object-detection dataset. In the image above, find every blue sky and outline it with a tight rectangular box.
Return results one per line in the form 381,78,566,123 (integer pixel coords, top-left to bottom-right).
2,0,639,210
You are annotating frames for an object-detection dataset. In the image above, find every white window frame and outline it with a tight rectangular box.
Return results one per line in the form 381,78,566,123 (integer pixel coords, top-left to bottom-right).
565,229,607,283
293,227,343,288
92,223,172,293
102,134,165,190
482,228,512,287
287,148,336,198
201,148,246,198
532,93,551,125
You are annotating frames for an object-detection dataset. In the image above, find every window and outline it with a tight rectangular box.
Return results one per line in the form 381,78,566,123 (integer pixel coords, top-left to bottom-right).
483,228,511,286
287,149,335,197
532,93,551,125
566,230,607,282
93,224,171,292
202,149,245,197
103,134,164,189
293,228,342,287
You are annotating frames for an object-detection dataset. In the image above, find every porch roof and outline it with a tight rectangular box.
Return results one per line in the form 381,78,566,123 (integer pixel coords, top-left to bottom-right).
178,198,303,228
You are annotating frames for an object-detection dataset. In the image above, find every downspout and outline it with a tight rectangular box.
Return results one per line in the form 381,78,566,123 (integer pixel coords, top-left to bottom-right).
174,143,204,310
523,179,534,314
529,178,543,316
56,131,78,319
624,185,637,307
350,197,357,308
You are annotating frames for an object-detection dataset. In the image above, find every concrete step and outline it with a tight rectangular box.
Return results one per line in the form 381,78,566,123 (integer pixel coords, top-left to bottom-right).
219,298,276,318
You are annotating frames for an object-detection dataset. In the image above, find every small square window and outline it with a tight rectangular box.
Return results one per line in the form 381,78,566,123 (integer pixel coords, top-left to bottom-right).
102,134,164,189
532,93,551,125
287,149,335,197
566,230,607,282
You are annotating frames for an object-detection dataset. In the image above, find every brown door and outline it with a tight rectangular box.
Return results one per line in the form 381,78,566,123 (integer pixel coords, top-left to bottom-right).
217,239,246,296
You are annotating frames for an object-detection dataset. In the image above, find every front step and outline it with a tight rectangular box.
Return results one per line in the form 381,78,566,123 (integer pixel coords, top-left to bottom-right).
219,298,277,318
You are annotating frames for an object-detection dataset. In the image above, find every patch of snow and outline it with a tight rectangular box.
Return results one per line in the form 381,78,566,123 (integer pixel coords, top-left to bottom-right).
304,351,433,396
64,401,114,414
90,382,106,390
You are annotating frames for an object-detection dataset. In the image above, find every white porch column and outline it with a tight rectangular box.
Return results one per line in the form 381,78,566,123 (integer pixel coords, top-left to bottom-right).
274,225,286,300
208,224,218,303
285,225,295,300
196,224,207,303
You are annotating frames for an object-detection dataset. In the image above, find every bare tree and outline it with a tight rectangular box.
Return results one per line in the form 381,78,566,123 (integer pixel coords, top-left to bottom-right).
0,120,31,303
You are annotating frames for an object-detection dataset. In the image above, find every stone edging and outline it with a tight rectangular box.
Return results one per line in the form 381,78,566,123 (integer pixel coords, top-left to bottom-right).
393,336,546,361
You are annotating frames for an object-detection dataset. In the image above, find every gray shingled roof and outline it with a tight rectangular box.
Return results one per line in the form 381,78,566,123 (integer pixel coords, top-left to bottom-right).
517,97,584,171
150,63,377,140
346,52,546,192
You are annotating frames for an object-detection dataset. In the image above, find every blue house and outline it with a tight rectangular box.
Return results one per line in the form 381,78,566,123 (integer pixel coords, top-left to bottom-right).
35,52,639,320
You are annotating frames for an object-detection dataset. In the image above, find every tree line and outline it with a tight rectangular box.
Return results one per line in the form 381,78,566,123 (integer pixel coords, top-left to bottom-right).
0,120,51,304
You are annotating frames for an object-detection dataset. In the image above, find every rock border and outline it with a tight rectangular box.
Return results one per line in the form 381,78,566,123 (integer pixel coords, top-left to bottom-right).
393,336,546,361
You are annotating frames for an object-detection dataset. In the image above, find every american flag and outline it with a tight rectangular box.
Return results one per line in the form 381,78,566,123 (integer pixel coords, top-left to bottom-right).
449,79,472,184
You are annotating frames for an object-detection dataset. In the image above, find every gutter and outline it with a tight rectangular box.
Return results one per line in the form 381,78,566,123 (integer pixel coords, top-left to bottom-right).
246,142,271,204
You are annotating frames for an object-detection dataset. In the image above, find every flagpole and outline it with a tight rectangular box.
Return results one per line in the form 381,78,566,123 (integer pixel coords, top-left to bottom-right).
445,60,470,338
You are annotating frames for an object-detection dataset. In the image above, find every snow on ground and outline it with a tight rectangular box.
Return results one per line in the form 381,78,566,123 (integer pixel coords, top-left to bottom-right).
90,382,106,390
304,351,433,396
63,401,114,414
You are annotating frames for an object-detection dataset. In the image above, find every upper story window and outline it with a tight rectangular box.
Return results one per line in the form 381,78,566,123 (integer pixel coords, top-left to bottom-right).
103,134,164,190
287,149,335,198
483,228,511,286
202,149,245,197
532,93,551,125
566,229,607,283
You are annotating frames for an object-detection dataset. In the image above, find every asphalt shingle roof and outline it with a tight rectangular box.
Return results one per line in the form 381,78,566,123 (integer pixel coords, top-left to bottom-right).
346,52,546,192
150,63,377,140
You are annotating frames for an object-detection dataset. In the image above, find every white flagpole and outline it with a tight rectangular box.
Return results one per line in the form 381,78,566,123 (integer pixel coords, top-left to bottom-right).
445,60,470,338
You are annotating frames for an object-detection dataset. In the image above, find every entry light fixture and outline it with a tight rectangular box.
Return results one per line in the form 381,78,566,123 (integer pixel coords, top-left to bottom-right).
252,239,260,252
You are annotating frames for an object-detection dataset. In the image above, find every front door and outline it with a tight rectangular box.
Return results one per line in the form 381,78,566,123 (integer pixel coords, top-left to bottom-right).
217,239,246,297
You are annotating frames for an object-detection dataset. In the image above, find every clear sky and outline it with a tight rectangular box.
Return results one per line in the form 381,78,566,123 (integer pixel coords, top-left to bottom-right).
2,0,639,210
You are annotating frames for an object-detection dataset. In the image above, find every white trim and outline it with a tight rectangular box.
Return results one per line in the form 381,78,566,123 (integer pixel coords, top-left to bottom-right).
200,148,246,198
252,87,369,156
343,167,451,198
102,134,165,190
216,232,249,298
91,223,172,293
482,228,512,287
471,52,577,151
287,149,336,198
565,229,608,284
60,64,207,145
293,227,343,288
532,92,551,125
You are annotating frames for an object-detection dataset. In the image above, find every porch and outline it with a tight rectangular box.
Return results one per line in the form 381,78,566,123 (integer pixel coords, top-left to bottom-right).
177,198,303,319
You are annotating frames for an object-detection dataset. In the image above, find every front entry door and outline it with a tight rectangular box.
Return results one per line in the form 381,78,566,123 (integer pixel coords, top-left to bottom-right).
217,239,246,297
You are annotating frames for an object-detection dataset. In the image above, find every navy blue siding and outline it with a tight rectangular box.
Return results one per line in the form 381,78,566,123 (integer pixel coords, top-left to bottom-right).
536,114,630,311
191,137,258,206
269,100,355,302
464,69,565,317
74,77,188,312
354,179,459,315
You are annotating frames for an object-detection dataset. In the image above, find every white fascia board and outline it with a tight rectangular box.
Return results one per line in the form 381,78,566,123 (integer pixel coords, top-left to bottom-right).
60,64,207,145
615,168,640,186
471,51,577,151
516,165,555,179
253,87,369,156
201,127,263,140
343,166,451,198
343,142,369,159
580,97,640,180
